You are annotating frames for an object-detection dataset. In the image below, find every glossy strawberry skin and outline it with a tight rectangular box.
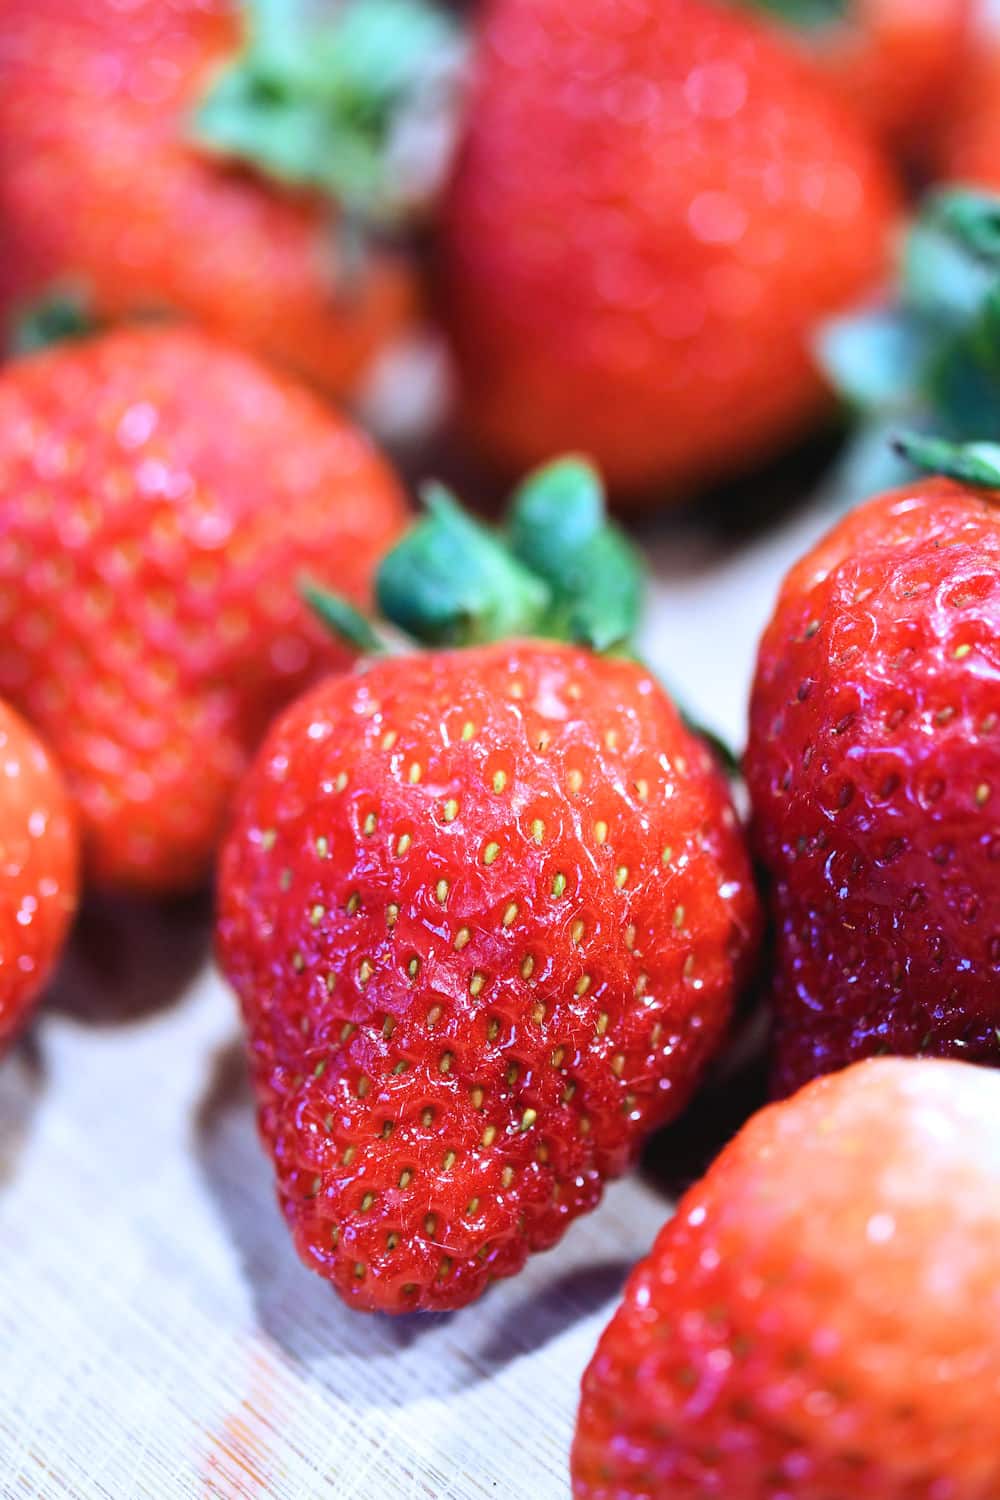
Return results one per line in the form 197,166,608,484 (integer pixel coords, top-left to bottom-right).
439,0,898,499
0,0,414,394
745,479,1000,1097
573,1057,1000,1500
217,642,760,1313
0,701,78,1047
0,326,407,895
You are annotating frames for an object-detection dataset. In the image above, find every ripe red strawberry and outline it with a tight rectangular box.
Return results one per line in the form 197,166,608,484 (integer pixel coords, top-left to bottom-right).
438,0,898,499
216,465,760,1311
0,701,78,1047
572,1056,1000,1500
934,40,1000,190
745,462,1000,1096
0,0,458,391
0,325,407,895
744,0,971,149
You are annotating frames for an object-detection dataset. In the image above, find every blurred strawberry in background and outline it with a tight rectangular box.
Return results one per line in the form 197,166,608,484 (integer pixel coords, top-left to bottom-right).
0,702,78,1049
935,15,1000,188
437,0,900,504
743,0,972,154
0,325,407,895
0,0,463,396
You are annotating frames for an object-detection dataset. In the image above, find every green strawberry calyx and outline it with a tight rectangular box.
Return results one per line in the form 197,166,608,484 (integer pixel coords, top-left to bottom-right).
742,0,847,31
307,455,739,772
308,456,644,656
893,432,1000,488
818,189,1000,498
193,0,467,230
9,285,103,356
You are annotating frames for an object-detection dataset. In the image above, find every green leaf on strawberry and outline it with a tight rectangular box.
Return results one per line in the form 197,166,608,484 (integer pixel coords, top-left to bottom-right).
193,0,466,227
820,189,1000,500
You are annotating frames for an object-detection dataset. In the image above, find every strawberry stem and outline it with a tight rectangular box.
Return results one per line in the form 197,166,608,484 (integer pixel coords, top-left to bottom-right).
375,481,552,646
303,583,392,654
892,432,1000,488
740,0,846,30
506,457,643,652
304,456,738,770
8,285,102,356
193,0,466,230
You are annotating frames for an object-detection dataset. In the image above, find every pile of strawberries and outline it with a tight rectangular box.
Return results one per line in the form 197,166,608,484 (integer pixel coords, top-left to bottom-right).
2,0,1000,1495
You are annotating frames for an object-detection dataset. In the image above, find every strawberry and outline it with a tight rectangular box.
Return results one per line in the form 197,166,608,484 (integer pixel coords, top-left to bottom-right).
437,0,898,500
743,0,972,149
216,461,760,1311
745,447,1000,1096
0,701,78,1048
572,1056,1000,1500
0,324,407,895
935,38,1000,190
0,0,461,392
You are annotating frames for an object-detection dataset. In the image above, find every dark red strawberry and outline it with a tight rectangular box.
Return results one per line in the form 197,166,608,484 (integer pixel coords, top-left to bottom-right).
0,325,407,895
438,0,898,500
0,700,78,1047
573,1056,1000,1500
216,463,760,1311
746,449,1000,1095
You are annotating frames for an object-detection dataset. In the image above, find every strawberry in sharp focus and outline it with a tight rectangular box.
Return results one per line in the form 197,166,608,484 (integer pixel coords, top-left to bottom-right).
572,1056,1000,1500
0,324,407,895
0,0,462,393
216,461,761,1312
437,0,899,501
0,701,78,1049
745,446,1000,1097
743,0,972,151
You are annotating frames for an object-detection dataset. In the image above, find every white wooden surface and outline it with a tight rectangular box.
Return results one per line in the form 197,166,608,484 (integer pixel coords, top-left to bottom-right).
0,484,838,1500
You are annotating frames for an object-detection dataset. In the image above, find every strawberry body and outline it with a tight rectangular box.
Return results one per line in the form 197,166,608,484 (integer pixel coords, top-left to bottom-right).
438,0,898,498
745,479,1000,1096
217,642,760,1312
751,0,971,148
935,42,1000,190
0,326,406,894
572,1056,1000,1500
0,701,78,1047
0,0,414,393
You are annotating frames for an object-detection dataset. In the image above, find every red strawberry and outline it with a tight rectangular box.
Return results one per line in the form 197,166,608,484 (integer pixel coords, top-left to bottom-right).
934,39,1000,190
438,0,898,499
745,459,1000,1096
0,325,407,895
744,0,972,150
0,701,78,1047
216,465,760,1311
0,0,458,392
572,1056,1000,1500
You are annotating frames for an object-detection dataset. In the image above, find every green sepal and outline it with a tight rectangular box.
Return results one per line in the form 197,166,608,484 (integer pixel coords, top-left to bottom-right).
375,483,552,647
506,457,643,652
193,0,464,227
9,285,102,356
815,309,933,416
740,0,846,31
302,582,390,654
818,189,1000,508
892,432,1000,488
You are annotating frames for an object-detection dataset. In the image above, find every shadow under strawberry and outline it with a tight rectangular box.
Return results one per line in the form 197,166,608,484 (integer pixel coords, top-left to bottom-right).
0,1034,45,1187
195,1036,649,1397
44,890,213,1028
